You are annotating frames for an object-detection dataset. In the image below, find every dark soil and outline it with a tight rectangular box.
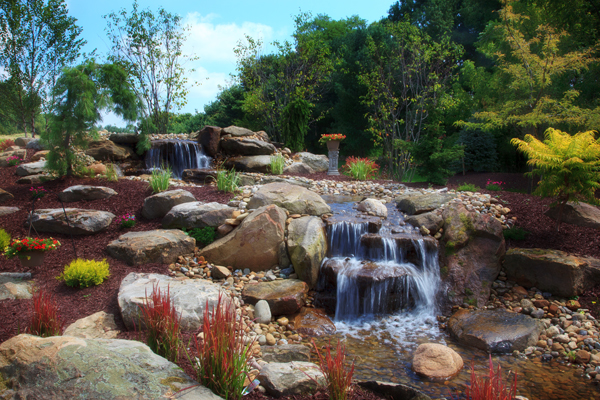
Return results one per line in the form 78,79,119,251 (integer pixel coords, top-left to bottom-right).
1,154,599,399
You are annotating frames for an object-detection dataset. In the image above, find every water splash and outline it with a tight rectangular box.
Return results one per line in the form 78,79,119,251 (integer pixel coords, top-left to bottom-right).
145,140,211,179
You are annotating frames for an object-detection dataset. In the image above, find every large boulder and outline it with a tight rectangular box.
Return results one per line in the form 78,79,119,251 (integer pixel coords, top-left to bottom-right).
118,272,229,331
0,188,14,203
200,205,286,271
0,272,33,300
412,343,463,380
181,169,218,184
222,125,254,137
25,139,45,151
15,160,46,176
58,185,117,202
0,334,211,399
85,140,133,161
107,229,195,265
287,216,327,288
16,174,50,184
258,362,326,398
221,138,276,156
357,198,388,218
405,211,444,234
448,309,543,353
224,155,274,173
0,207,19,217
14,137,33,147
283,162,314,175
63,311,120,339
545,202,600,230
141,189,196,220
441,203,505,309
0,149,26,167
503,248,600,297
108,132,140,145
27,208,115,235
248,183,331,216
30,150,50,162
290,308,336,336
162,202,235,229
241,279,308,315
198,126,222,157
292,152,328,173
396,192,456,215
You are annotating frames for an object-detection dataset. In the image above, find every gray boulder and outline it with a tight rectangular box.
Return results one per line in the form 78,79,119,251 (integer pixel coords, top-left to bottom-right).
396,192,456,215
222,125,254,137
287,216,327,288
162,202,234,229
357,198,388,218
141,189,196,220
28,208,114,235
292,152,328,173
107,229,195,265
248,182,331,216
15,160,46,176
221,138,276,156
14,137,33,147
545,201,600,230
405,211,444,233
16,174,50,184
0,272,33,300
25,139,45,151
58,185,117,202
225,155,274,173
283,162,315,175
258,362,326,398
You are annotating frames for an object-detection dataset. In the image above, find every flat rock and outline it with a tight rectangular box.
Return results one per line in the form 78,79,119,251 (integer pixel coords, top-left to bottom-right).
141,189,196,220
358,381,432,400
287,216,327,288
0,334,201,399
181,169,218,184
224,155,274,173
0,207,19,217
448,309,543,353
222,125,254,137
261,345,311,363
58,185,117,202
258,361,325,398
248,182,331,216
221,138,275,156
108,132,140,144
162,202,234,229
107,229,195,265
14,137,33,147
85,140,133,161
63,311,120,339
412,343,463,380
242,279,308,315
545,202,600,230
118,272,229,331
396,192,456,215
405,211,444,233
290,308,336,336
291,152,328,173
283,162,315,175
16,174,50,184
30,150,50,162
15,160,46,176
0,188,14,203
28,208,115,235
357,198,388,218
0,273,33,300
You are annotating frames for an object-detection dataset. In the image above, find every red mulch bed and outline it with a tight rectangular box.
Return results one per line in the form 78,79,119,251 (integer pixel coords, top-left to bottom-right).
1,156,599,398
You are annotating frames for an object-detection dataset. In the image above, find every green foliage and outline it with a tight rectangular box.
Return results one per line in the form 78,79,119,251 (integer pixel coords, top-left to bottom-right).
186,227,216,246
57,258,110,288
149,166,172,193
511,128,600,230
105,163,119,182
457,183,480,192
0,229,11,252
503,227,529,240
459,128,499,172
269,154,285,175
216,169,240,193
342,156,380,180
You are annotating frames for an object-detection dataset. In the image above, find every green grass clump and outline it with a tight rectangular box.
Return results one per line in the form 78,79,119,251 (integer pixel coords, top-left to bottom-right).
216,169,240,193
269,154,285,175
503,227,529,240
342,156,380,180
457,182,480,192
186,227,216,246
57,258,110,288
105,163,119,182
149,166,172,193
0,229,11,252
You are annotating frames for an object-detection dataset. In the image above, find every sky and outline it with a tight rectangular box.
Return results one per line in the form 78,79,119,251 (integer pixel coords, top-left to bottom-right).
65,0,395,127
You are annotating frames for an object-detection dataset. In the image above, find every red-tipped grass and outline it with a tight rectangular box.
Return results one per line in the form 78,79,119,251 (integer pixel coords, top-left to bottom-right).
191,295,252,400
30,290,62,337
312,339,355,400
452,356,518,400
138,284,182,362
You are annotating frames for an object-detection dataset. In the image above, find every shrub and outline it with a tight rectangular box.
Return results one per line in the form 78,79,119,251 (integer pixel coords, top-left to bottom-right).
312,339,355,400
457,183,480,192
269,154,285,175
105,163,119,181
57,258,110,288
118,214,136,229
486,180,504,191
342,156,379,180
138,284,182,362
186,227,216,246
459,128,499,172
0,229,10,252
0,139,15,151
451,356,517,400
30,290,62,337
149,166,172,193
191,295,253,400
6,155,22,166
502,227,529,240
216,169,240,193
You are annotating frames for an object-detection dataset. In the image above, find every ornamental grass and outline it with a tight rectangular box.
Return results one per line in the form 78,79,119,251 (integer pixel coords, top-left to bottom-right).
30,290,62,337
451,356,518,400
312,339,355,400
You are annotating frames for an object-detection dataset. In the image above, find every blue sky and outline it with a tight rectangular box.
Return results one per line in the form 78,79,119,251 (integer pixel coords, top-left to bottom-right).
66,0,394,126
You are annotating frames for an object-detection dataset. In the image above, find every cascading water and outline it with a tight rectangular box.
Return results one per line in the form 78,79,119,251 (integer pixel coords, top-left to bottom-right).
145,140,211,179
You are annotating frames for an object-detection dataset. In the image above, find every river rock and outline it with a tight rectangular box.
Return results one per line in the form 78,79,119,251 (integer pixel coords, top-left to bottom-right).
222,125,254,137
283,162,315,175
224,155,274,173
162,202,234,229
63,311,120,339
14,137,33,147
448,309,543,353
197,126,222,157
242,279,308,315
396,192,456,215
0,273,33,300
412,343,463,380
357,198,388,218
30,150,50,162
141,189,196,220
15,160,46,176
108,132,140,144
118,272,229,331
258,361,326,398
85,140,133,161
292,152,329,173
58,185,117,202
545,202,600,230
254,300,272,324
287,216,327,288
221,138,276,156
200,205,286,271
405,211,444,233
0,207,19,217
0,188,13,203
290,308,336,336
248,182,331,216
261,345,311,363
107,229,195,265
28,208,115,235
0,334,205,399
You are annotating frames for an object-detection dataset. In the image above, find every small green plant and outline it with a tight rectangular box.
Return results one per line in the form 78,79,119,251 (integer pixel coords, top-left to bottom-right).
6,155,22,166
186,227,216,246
57,258,110,288
269,154,285,175
0,229,11,252
149,165,172,193
566,350,577,362
118,213,136,229
216,169,240,193
486,179,504,191
30,290,62,337
457,183,480,192
139,284,182,362
312,339,355,400
450,355,517,400
105,163,119,181
465,288,474,296
342,156,380,180
502,227,529,241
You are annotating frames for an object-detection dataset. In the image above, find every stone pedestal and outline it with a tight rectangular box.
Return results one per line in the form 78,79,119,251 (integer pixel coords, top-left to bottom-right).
327,150,339,176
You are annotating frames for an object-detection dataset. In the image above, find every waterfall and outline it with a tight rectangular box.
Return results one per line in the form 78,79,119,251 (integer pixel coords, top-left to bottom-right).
145,140,211,179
